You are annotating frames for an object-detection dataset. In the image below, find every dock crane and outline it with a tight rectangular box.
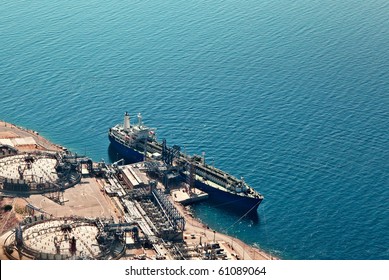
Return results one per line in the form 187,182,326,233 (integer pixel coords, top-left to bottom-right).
112,158,125,168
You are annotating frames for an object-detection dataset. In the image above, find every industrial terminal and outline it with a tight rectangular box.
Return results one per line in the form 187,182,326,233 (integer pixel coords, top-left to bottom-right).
0,120,274,260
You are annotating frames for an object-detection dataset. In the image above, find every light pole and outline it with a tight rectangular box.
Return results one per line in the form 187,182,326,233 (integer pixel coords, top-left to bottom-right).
213,230,216,243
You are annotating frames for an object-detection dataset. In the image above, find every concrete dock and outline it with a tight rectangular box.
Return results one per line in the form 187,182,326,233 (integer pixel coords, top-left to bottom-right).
171,187,209,205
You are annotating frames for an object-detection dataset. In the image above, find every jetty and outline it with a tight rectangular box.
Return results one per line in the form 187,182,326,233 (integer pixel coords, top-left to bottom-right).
0,120,276,260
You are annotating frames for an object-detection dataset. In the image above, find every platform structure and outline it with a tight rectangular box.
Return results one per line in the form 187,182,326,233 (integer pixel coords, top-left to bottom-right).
0,120,273,261
0,152,81,196
2,217,127,260
171,187,208,205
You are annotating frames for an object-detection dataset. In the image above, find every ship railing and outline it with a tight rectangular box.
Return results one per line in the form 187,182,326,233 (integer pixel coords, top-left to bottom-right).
194,167,230,188
192,161,235,182
111,132,133,146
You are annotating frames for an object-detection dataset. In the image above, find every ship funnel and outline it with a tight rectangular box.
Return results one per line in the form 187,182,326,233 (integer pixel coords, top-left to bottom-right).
124,112,130,131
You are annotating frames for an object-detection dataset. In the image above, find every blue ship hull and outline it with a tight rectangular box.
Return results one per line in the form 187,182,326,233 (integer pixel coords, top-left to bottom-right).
191,178,262,213
108,134,144,163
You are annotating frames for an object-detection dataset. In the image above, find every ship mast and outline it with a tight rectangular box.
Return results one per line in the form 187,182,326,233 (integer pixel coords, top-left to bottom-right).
137,113,142,127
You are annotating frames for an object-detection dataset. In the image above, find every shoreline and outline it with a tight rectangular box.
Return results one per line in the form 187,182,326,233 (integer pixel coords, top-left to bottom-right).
0,120,278,260
176,202,276,260
0,120,63,152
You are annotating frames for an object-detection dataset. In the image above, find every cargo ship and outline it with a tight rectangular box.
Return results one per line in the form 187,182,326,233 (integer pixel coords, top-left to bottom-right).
108,112,264,213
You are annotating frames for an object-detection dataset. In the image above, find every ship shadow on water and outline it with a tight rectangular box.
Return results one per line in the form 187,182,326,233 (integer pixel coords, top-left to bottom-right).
193,199,260,225
190,200,262,241
107,144,121,163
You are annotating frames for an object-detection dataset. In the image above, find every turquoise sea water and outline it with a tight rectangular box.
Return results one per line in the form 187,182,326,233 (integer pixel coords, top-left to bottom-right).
1,0,388,259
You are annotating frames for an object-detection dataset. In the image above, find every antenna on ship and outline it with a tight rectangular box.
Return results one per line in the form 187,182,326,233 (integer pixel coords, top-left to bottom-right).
137,113,143,127
124,112,130,131
202,152,206,165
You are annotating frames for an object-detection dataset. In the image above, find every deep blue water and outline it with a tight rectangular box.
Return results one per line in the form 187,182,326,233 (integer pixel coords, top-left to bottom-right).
1,0,388,259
